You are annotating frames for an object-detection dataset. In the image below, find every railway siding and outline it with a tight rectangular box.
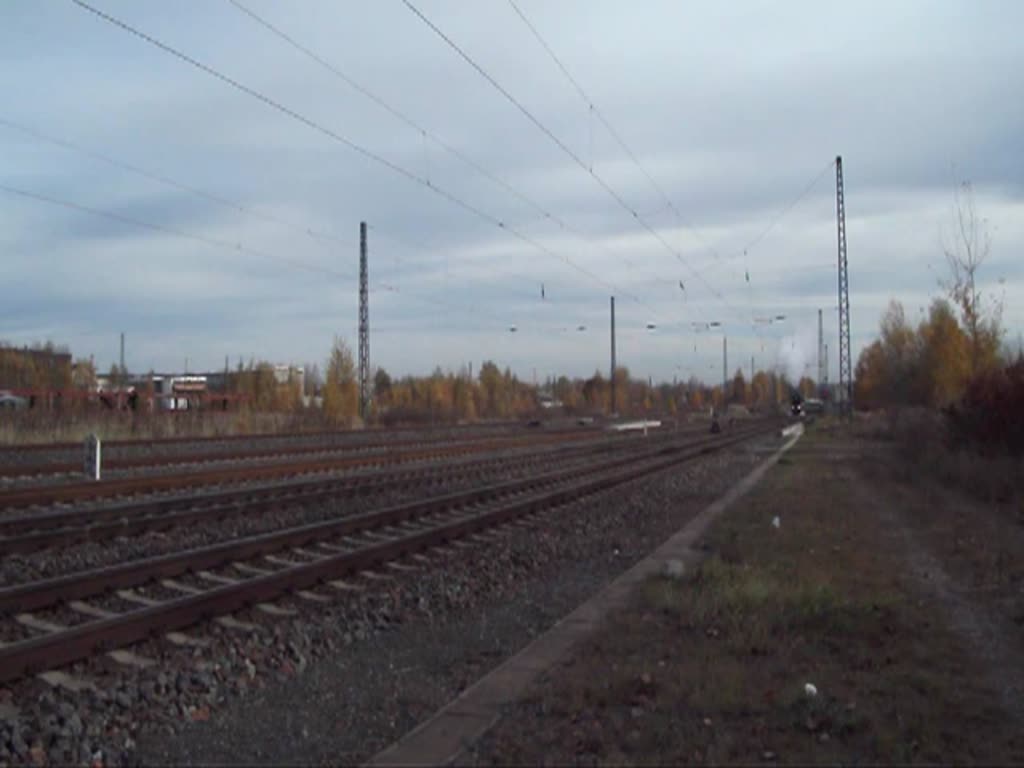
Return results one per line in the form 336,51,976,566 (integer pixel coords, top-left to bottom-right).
0,422,778,766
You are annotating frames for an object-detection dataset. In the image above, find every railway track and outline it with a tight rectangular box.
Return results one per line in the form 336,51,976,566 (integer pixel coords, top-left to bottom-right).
0,424,589,480
0,423,774,685
0,431,666,555
0,430,613,510
2,419,526,456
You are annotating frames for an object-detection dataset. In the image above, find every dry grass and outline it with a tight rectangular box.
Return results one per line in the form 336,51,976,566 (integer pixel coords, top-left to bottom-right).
476,428,1024,765
0,409,359,445
885,406,1024,507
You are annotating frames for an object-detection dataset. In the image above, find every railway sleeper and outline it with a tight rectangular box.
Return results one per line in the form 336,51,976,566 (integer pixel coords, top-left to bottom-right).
0,426,775,684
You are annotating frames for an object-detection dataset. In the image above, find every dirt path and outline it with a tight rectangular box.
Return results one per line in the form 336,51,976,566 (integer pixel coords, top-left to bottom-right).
851,471,1024,730
471,426,1024,764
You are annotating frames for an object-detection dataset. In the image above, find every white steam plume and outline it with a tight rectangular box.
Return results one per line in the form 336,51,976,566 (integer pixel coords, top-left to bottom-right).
776,326,818,385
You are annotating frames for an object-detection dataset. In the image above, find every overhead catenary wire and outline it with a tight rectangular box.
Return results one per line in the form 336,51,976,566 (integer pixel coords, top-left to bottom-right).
505,0,842,342
693,157,837,350
0,181,349,280
701,158,837,276
402,0,746,325
368,223,573,306
0,181,530,333
0,116,353,251
64,0,831,379
226,0,660,316
506,0,714,258
70,0,649,311
506,0,766,350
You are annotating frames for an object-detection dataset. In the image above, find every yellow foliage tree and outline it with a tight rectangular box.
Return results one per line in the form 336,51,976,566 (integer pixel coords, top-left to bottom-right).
322,337,358,425
917,299,969,406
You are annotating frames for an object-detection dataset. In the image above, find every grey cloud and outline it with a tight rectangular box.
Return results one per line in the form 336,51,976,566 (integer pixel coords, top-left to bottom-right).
2,0,1022,384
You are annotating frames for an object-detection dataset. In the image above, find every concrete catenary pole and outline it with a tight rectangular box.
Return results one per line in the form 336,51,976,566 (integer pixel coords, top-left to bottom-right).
358,221,370,421
817,308,825,396
609,296,616,417
722,336,728,405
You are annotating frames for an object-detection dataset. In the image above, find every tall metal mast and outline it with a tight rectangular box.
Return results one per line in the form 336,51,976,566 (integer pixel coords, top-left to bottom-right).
835,156,853,418
358,221,369,420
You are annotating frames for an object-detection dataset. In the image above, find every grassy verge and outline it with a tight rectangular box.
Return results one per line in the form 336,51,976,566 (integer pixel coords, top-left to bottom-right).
0,410,358,445
475,427,1023,765
857,407,1024,509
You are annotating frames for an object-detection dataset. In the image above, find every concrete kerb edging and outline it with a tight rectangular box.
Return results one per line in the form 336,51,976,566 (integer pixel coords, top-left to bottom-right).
366,424,805,767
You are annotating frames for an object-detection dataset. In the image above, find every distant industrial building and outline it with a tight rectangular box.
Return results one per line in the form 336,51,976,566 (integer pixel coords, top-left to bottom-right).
274,364,305,396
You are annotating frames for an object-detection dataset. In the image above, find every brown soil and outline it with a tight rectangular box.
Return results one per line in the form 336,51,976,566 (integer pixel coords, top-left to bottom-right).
471,424,1024,765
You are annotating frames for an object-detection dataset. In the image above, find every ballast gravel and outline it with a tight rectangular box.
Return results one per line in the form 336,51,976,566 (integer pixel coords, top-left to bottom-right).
0,434,776,767
0,447,611,588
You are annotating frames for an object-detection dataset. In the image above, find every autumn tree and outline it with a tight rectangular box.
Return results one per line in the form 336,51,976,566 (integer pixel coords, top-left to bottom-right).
305,363,323,398
688,387,704,410
552,375,578,411
730,369,747,405
452,371,477,422
792,376,814,399
581,370,607,413
750,370,772,407
72,358,97,390
941,181,1003,377
273,369,303,411
877,301,917,404
374,368,392,402
612,366,630,415
478,361,504,418
106,363,129,390
854,341,886,409
855,297,977,409
916,299,969,407
854,301,918,410
323,337,358,424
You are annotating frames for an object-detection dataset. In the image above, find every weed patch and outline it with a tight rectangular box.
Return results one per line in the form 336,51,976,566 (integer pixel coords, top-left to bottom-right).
477,430,1024,765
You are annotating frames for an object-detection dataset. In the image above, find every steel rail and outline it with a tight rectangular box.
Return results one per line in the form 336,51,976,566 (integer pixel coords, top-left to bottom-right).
0,424,773,683
2,419,528,455
0,425,771,618
0,432,658,554
0,425,600,479
0,431,607,510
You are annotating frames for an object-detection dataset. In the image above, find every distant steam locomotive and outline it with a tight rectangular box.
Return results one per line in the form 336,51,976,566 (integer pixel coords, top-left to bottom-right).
790,391,804,417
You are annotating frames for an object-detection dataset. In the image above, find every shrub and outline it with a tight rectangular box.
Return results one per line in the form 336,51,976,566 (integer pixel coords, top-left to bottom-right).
945,361,1024,457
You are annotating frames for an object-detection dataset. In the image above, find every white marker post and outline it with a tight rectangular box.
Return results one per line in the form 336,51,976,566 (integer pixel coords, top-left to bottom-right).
84,433,101,481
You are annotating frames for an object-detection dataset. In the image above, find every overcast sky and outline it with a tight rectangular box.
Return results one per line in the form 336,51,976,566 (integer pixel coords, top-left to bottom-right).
2,0,1022,385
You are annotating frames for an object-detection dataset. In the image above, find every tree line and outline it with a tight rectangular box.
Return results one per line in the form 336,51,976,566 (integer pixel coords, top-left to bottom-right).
852,181,1021,455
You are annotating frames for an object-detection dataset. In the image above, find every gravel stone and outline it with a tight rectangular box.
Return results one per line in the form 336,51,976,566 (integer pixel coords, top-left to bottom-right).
10,728,28,758
0,432,774,766
128,438,771,764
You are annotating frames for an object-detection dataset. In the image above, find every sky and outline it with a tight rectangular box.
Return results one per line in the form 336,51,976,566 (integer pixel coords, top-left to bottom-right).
2,0,1022,386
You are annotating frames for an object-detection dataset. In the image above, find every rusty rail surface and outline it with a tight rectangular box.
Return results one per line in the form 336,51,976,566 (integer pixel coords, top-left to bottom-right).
0,432,663,554
0,424,778,685
0,424,599,479
2,420,528,455
0,431,612,509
